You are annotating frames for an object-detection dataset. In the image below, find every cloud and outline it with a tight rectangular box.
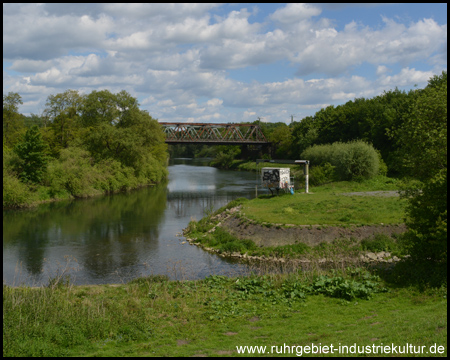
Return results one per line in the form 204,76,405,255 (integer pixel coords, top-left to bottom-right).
377,67,435,88
4,5,113,60
3,3,447,121
270,3,322,24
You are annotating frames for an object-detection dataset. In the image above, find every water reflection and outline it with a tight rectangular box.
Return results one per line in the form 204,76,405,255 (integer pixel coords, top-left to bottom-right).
3,159,258,286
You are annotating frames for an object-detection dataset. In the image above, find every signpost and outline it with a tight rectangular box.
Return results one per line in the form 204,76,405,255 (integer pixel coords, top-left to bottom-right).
255,159,310,197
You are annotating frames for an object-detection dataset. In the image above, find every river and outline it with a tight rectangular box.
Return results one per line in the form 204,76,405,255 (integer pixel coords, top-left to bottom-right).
2,159,263,286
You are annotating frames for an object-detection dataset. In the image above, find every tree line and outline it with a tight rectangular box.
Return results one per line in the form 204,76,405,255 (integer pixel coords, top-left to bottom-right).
3,89,168,208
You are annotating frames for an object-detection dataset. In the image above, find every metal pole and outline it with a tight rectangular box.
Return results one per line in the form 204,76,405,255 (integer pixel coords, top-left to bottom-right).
255,161,258,198
305,162,309,193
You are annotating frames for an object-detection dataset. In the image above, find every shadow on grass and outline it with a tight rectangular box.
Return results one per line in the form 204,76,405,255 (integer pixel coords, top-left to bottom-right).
375,258,447,291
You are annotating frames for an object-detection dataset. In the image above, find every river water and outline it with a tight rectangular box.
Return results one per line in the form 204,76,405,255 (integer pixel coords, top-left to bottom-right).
3,159,262,286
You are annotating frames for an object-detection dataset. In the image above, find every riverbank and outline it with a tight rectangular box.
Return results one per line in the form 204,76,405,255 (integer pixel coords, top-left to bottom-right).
183,176,409,263
3,269,447,357
2,178,166,210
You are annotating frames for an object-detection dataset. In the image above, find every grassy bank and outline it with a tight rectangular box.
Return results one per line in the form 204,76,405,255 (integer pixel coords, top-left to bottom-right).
3,267,447,357
185,177,407,260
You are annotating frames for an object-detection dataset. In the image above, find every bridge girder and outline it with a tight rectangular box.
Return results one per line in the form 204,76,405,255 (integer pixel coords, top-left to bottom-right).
159,122,269,145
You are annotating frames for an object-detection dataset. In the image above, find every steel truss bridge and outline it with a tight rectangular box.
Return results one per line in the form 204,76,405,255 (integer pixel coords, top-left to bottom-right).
159,122,269,145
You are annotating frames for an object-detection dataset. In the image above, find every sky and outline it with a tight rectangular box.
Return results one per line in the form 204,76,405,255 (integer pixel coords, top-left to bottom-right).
3,3,447,124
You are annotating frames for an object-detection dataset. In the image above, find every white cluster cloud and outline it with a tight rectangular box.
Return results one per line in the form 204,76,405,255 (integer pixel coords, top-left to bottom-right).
3,3,447,122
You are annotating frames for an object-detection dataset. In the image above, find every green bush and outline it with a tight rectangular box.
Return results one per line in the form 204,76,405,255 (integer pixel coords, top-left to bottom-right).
308,162,336,185
301,141,379,181
402,168,447,266
360,234,399,253
94,158,139,193
3,171,33,208
45,147,101,198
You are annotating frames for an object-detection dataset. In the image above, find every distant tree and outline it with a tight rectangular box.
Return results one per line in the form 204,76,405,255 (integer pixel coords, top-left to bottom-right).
23,113,47,128
80,91,168,182
268,124,292,158
14,125,48,184
3,92,25,148
43,89,84,155
291,116,318,156
81,89,124,127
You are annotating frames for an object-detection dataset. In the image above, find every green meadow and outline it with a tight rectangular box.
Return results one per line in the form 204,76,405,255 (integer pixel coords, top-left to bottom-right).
3,270,447,357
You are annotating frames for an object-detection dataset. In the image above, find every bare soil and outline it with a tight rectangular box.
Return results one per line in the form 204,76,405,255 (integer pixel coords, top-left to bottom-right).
219,214,406,248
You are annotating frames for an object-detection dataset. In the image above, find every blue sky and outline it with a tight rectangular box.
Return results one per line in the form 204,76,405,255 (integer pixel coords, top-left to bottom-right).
3,3,447,123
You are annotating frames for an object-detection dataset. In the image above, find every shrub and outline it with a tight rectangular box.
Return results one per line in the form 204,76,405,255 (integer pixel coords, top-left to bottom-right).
402,168,447,266
3,171,32,208
94,158,139,193
45,147,101,198
301,140,379,181
308,162,336,185
360,234,398,253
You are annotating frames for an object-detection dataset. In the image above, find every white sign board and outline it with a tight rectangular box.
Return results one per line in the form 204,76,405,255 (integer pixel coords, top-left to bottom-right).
261,167,290,189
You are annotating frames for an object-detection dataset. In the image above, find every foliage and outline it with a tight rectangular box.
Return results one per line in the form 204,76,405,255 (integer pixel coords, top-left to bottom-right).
301,140,379,181
210,146,241,169
43,89,84,156
13,125,48,184
309,271,386,301
3,171,33,208
3,89,168,208
402,169,447,265
360,234,401,254
393,71,447,181
267,123,293,158
394,71,447,266
45,147,101,198
3,92,25,148
289,88,416,176
307,162,336,185
290,116,318,156
81,94,168,181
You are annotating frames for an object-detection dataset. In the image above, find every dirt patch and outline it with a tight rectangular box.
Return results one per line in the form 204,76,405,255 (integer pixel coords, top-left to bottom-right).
177,339,190,346
216,350,233,355
340,191,400,197
220,216,407,247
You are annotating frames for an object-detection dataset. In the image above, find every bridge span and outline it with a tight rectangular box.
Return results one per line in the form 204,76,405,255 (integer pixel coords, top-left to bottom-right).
159,122,269,145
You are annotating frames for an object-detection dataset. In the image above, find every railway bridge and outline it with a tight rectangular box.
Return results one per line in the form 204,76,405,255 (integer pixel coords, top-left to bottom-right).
159,122,269,145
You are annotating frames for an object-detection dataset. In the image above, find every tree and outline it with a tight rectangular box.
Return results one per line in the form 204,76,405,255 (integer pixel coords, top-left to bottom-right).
81,89,123,127
80,91,168,183
43,89,84,155
395,71,447,266
395,72,447,180
291,116,318,156
268,124,292,158
14,125,48,184
3,92,25,148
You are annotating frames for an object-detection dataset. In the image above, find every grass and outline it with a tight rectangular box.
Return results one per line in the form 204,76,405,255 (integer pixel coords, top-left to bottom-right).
3,267,447,357
241,177,405,226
